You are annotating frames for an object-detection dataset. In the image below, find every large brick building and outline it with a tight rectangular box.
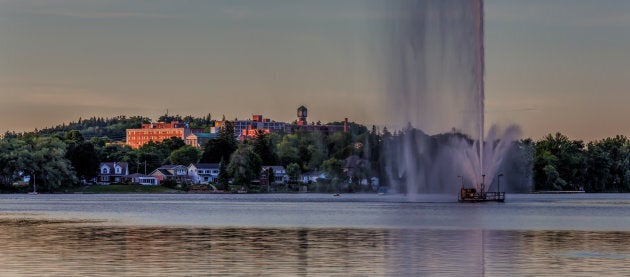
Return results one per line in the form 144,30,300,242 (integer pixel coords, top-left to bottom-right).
215,107,348,140
126,121,193,149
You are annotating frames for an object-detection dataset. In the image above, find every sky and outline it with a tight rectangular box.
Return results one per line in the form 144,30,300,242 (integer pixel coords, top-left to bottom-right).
0,0,629,142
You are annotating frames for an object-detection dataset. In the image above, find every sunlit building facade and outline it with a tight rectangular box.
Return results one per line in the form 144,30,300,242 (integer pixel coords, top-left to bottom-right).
126,121,192,149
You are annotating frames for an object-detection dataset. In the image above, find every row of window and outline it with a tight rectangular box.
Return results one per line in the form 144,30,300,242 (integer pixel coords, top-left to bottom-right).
128,136,182,140
101,167,123,174
128,130,184,135
191,169,220,174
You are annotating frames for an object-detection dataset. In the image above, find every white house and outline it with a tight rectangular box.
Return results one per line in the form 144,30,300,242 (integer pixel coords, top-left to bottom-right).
97,162,129,184
128,173,158,186
262,166,288,185
301,171,327,183
188,163,220,184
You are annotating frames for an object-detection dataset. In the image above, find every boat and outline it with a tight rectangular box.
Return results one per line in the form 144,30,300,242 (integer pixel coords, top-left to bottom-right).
458,186,504,203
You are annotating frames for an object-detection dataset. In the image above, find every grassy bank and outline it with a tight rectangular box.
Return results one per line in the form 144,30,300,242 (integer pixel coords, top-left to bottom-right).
73,185,178,194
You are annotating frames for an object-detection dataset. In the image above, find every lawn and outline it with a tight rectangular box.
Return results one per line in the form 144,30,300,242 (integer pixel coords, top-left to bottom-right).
77,184,178,193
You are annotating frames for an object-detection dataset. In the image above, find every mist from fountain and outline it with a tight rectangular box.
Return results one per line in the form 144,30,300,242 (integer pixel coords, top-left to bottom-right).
382,0,531,195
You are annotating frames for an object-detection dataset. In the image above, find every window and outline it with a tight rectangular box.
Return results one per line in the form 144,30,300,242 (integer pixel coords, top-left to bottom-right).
115,166,121,174
101,167,110,174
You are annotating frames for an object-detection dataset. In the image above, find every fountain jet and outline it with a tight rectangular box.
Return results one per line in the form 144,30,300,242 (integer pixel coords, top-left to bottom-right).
382,0,531,195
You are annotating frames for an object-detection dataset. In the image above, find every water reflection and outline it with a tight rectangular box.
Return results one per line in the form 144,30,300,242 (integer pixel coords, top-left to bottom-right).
0,218,628,276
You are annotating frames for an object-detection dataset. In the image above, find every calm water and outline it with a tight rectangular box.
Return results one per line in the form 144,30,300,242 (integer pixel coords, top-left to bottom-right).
0,193,629,276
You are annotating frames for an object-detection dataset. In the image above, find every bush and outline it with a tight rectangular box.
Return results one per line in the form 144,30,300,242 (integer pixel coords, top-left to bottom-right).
161,179,178,189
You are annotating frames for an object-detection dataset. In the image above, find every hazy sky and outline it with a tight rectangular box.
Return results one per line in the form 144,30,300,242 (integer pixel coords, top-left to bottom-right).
1,0,628,141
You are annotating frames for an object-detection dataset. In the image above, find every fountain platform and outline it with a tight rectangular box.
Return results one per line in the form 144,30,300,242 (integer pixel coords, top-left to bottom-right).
458,187,505,203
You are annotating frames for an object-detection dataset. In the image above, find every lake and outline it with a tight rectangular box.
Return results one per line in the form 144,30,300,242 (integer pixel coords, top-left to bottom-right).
0,193,629,276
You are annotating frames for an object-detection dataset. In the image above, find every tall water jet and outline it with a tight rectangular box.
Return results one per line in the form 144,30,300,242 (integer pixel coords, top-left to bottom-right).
381,0,531,194
474,0,485,183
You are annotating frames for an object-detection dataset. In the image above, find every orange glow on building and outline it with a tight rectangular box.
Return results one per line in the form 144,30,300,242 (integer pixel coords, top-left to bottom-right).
126,121,191,149
241,128,270,139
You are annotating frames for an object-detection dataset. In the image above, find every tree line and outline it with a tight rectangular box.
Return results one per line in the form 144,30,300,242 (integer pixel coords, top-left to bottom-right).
533,133,630,192
0,115,379,193
1,114,629,193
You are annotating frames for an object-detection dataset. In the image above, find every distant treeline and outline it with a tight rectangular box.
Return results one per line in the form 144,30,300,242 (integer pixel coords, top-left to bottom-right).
3,115,150,142
1,114,629,193
0,114,378,193
533,133,630,193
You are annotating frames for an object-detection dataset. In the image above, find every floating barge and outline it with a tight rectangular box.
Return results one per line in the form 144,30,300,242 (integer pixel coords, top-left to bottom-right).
458,187,505,203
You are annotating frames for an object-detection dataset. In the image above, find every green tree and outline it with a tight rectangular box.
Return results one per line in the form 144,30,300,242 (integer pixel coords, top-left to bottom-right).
0,138,31,190
160,137,186,155
286,163,301,183
98,143,133,163
276,132,326,172
585,136,630,192
65,142,100,183
277,133,300,166
306,132,327,171
29,136,75,192
217,157,230,190
534,133,585,191
228,144,262,188
327,131,353,160
134,144,164,174
322,158,344,182
201,121,237,163
167,145,201,166
322,158,344,192
65,130,85,144
252,130,277,165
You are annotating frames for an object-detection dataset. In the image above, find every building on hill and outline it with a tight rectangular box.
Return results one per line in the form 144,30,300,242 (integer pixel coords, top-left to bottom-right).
209,106,348,138
213,115,286,140
185,132,217,148
284,106,348,135
235,115,285,140
126,121,204,149
297,105,308,126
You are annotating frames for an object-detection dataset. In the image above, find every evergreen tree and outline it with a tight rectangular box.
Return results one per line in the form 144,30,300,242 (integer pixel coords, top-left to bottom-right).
201,121,237,163
252,130,277,165
217,157,230,190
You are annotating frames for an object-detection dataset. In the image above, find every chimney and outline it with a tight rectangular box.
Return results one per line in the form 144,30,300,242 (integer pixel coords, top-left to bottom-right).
344,118,348,132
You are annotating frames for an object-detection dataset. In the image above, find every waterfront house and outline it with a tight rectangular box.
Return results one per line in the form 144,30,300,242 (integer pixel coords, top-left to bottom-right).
150,165,189,184
188,163,220,184
128,173,158,186
301,171,327,183
262,166,288,185
97,162,129,184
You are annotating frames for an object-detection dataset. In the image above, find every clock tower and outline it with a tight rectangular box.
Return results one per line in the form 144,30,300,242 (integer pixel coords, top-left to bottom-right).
297,105,308,126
